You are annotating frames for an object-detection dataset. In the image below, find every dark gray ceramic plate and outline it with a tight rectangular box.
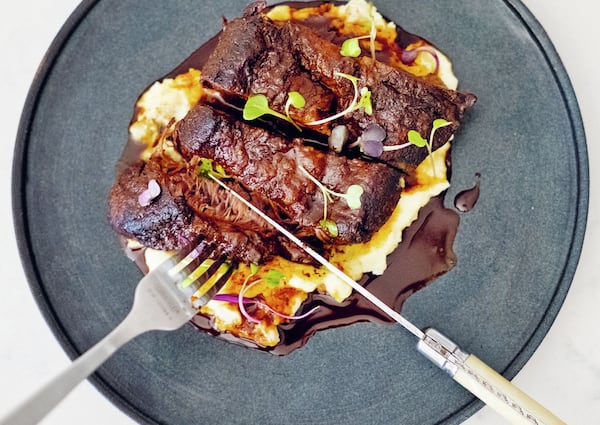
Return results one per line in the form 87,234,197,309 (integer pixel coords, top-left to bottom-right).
12,1,588,424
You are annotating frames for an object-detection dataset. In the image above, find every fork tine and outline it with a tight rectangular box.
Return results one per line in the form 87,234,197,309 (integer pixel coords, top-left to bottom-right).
150,239,234,308
152,237,205,276
167,240,212,278
179,254,225,291
190,260,236,308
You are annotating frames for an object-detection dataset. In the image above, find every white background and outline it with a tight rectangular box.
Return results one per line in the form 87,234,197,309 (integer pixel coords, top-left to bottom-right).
1,1,598,424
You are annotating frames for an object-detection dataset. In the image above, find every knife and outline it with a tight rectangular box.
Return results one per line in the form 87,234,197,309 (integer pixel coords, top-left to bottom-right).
210,175,566,425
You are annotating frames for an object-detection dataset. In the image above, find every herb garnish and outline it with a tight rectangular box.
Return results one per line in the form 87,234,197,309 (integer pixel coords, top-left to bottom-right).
406,118,452,176
400,46,440,75
211,266,319,323
242,75,371,130
197,158,230,179
138,179,161,207
265,269,285,288
340,2,377,60
243,92,304,131
299,165,364,237
358,119,453,168
306,72,372,126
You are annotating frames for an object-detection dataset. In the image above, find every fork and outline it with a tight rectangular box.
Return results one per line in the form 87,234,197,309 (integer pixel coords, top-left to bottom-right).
1,241,230,425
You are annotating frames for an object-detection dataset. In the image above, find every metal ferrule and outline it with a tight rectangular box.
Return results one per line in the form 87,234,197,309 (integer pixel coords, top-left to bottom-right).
417,328,469,376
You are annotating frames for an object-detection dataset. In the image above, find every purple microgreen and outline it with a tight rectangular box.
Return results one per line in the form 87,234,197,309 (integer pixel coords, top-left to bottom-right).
256,302,320,321
138,179,161,207
350,123,386,158
362,123,386,142
265,269,285,288
328,125,349,153
361,139,384,157
197,158,230,179
400,46,440,74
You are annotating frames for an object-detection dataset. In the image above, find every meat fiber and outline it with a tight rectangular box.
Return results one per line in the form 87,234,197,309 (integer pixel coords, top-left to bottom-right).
108,158,316,265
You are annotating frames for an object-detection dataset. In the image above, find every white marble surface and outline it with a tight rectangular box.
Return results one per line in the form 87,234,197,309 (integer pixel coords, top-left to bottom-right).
0,1,598,424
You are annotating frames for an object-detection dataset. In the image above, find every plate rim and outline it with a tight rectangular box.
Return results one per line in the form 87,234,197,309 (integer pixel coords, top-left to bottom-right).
11,1,589,424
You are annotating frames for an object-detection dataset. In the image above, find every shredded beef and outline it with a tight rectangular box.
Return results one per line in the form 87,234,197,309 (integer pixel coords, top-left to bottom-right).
108,159,316,264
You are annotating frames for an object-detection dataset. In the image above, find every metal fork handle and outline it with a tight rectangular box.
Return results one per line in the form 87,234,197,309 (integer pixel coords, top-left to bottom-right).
0,311,152,425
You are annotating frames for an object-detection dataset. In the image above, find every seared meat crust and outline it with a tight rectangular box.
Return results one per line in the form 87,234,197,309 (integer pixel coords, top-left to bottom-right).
108,159,315,264
201,9,476,172
176,104,403,245
108,160,195,251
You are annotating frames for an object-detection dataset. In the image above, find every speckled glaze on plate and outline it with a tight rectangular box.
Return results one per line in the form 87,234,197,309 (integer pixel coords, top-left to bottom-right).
12,1,588,424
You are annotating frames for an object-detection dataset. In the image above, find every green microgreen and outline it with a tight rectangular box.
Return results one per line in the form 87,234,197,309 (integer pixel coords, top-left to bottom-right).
357,87,373,115
401,118,453,176
249,263,260,276
339,2,377,60
286,91,306,114
243,93,304,131
197,158,230,179
340,36,370,58
344,184,365,209
319,219,339,238
407,130,427,147
299,165,364,237
423,118,452,159
371,118,453,175
265,269,285,288
306,72,372,126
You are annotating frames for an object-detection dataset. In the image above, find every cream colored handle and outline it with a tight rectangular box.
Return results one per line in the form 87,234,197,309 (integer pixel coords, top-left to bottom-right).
453,354,566,425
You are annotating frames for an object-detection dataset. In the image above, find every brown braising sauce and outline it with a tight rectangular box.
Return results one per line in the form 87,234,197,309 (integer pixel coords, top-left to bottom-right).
454,173,481,213
119,1,476,355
